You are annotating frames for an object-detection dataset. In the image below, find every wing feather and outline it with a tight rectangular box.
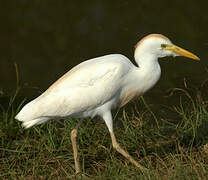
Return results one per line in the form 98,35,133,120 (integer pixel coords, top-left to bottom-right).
18,54,133,120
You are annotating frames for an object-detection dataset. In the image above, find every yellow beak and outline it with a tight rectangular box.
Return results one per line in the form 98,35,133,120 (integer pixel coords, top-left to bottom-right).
165,45,200,61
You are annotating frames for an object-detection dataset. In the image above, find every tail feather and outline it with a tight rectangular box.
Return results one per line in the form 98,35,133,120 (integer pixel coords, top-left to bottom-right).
21,118,49,129
15,98,50,128
15,99,41,122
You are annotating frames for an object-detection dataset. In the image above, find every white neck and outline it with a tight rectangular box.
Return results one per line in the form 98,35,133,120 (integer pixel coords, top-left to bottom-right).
133,50,161,93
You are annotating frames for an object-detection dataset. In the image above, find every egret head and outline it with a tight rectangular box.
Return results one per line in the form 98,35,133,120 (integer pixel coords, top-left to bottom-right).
135,34,200,61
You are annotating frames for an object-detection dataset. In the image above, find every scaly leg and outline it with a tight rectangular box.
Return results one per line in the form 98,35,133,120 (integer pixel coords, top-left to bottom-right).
102,111,147,171
110,132,147,171
70,120,83,174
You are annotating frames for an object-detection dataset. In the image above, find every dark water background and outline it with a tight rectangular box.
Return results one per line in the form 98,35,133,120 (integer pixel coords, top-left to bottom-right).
1,1,208,105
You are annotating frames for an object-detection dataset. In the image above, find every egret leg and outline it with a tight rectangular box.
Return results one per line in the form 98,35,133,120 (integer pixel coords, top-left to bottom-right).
110,132,146,171
102,111,147,171
70,120,83,174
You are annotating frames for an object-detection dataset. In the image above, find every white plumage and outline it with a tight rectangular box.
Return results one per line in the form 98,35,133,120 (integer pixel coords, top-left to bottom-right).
15,54,159,129
15,34,199,173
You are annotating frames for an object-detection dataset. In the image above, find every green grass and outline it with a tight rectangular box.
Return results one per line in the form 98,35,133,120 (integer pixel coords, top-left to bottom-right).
1,83,208,179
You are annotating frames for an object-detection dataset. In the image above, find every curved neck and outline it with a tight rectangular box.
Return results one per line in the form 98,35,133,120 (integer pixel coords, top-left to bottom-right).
133,51,161,93
135,53,155,67
134,49,159,69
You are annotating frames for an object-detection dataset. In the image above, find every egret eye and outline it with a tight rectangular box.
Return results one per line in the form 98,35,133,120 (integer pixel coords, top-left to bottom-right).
161,44,167,48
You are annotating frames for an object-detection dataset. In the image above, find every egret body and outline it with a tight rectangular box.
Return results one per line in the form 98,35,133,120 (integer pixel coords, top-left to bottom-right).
15,34,199,173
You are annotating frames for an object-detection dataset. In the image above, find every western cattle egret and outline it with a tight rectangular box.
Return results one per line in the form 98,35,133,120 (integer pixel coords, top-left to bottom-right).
15,34,200,173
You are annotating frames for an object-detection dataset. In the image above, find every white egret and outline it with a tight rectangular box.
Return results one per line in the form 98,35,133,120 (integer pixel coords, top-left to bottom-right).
15,34,200,173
